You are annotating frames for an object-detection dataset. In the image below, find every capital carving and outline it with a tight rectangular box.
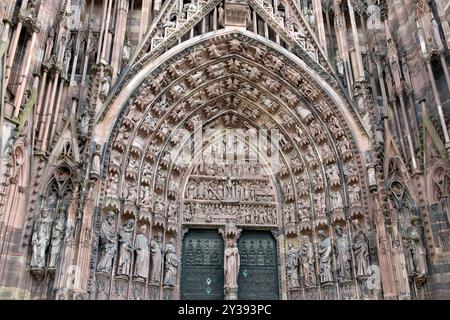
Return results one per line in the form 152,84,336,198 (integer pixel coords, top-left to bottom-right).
219,221,242,242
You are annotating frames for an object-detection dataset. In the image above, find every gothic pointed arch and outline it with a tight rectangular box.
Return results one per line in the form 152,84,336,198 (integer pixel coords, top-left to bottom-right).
383,154,431,299
87,26,380,300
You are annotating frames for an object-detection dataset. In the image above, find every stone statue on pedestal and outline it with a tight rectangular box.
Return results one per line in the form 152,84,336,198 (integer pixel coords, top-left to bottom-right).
48,208,66,269
31,208,53,270
134,225,149,280
224,238,240,300
286,243,300,288
218,3,224,27
352,219,371,277
154,0,162,12
300,235,316,287
122,39,131,64
117,219,135,276
163,238,179,287
97,212,117,273
99,73,111,99
410,216,428,277
334,225,351,281
150,232,163,283
318,230,333,283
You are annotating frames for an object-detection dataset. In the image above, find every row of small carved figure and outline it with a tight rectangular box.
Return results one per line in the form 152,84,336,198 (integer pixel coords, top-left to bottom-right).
284,190,361,221
284,193,343,219
185,178,274,201
281,166,344,196
184,202,277,225
96,213,179,287
285,221,373,288
191,161,262,177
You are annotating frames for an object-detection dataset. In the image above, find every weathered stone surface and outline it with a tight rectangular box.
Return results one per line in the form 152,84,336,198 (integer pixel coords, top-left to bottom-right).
0,0,449,300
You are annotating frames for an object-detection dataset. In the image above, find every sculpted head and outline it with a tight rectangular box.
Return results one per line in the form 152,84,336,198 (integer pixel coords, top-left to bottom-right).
139,225,148,234
126,219,135,228
228,238,236,248
318,230,326,240
352,219,361,230
106,211,115,223
302,235,310,244
41,208,49,218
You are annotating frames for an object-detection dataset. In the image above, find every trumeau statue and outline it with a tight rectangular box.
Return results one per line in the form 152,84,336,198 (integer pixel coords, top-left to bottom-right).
31,208,53,269
118,219,135,276
352,219,371,277
300,235,316,287
410,216,428,277
134,225,149,280
150,232,163,283
163,238,179,287
334,225,352,281
286,243,300,288
97,212,118,273
224,239,240,288
318,230,333,283
48,208,66,269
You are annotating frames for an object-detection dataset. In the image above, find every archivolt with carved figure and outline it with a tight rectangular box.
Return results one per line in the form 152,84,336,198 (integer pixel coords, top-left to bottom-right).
0,0,449,300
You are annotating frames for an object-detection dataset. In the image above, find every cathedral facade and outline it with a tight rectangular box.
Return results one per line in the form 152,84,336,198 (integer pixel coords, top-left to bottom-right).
0,0,449,300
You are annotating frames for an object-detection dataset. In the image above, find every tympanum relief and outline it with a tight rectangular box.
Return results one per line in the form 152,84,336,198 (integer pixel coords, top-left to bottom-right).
183,162,277,226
